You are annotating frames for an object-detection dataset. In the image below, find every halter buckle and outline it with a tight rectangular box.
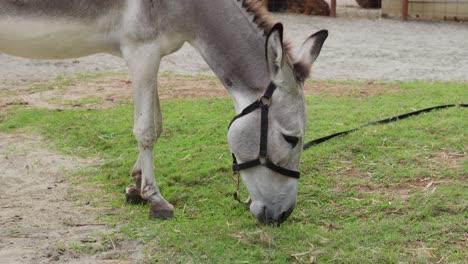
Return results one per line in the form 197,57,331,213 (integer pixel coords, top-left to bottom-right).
258,96,272,107
259,155,268,165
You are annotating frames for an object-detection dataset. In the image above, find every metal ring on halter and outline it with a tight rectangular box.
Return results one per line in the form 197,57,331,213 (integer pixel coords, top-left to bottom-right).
232,171,251,205
259,95,272,107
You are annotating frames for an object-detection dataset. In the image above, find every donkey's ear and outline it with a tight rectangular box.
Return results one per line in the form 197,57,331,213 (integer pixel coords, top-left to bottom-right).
265,23,284,77
294,30,328,81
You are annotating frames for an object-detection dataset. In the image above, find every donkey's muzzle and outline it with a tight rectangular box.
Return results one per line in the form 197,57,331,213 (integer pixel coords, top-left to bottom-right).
250,202,295,227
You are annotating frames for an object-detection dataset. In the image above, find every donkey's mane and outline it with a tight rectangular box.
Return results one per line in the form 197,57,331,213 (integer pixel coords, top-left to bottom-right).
240,0,294,64
240,0,275,34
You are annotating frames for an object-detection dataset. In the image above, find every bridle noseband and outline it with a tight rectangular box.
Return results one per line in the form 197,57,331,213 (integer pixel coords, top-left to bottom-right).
228,82,300,202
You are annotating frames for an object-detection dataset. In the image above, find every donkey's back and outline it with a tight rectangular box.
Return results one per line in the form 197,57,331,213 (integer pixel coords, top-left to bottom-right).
0,0,125,59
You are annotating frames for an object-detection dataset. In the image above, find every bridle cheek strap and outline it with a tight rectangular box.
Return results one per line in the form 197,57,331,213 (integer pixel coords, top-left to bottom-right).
229,82,301,181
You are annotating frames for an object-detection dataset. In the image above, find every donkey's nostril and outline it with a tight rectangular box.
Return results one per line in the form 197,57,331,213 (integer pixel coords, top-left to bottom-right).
279,211,287,222
279,210,292,223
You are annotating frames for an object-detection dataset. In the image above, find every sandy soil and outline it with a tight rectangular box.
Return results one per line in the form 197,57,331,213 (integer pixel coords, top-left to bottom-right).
1,14,467,84
0,10,467,264
0,134,143,264
0,75,400,110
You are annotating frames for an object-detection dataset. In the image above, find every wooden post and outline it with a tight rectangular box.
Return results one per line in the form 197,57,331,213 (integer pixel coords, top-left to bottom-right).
331,0,337,17
402,0,409,20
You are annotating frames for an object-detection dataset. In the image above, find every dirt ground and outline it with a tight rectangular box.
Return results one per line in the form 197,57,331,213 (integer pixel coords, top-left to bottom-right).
0,134,144,264
0,75,399,110
0,10,467,264
1,13,467,84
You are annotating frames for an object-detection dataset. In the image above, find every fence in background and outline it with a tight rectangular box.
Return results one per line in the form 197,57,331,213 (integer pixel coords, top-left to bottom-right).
383,0,468,21
265,0,468,21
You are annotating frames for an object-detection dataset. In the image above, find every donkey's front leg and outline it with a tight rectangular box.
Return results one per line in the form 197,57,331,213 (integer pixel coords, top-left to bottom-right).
124,44,173,219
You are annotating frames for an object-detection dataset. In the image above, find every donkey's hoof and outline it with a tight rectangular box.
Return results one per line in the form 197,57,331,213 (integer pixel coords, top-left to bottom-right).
125,184,147,204
149,203,174,219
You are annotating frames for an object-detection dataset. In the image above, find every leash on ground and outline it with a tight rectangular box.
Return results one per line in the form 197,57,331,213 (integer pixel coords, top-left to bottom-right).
232,103,466,205
303,104,467,150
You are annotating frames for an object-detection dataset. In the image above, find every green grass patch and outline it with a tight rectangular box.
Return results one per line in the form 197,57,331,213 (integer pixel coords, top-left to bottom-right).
0,80,466,263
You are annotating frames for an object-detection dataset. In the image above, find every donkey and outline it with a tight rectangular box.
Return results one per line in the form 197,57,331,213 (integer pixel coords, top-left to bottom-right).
0,0,327,225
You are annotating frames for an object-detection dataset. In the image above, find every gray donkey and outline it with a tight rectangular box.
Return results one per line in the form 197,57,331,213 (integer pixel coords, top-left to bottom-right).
0,0,327,225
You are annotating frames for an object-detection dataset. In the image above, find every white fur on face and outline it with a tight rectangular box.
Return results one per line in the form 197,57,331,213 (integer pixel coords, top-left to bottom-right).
228,66,305,221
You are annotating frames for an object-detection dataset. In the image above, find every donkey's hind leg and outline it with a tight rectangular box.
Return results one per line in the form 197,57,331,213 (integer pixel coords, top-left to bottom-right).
123,44,174,219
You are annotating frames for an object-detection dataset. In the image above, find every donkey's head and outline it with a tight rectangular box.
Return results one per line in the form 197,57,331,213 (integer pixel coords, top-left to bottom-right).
228,24,328,226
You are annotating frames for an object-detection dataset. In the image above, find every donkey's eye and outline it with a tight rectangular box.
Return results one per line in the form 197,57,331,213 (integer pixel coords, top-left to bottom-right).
282,134,299,148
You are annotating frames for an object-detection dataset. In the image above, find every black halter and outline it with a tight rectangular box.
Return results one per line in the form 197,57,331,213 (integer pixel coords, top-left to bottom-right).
228,82,300,180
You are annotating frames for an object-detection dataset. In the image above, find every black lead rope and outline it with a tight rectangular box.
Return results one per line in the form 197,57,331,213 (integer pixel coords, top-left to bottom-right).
303,104,467,150
229,82,466,204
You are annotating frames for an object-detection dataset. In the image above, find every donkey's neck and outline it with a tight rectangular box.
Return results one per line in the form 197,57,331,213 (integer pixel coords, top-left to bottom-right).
189,0,272,111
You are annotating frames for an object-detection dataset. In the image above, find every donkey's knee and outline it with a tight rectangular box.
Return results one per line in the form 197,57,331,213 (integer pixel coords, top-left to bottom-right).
133,127,156,149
